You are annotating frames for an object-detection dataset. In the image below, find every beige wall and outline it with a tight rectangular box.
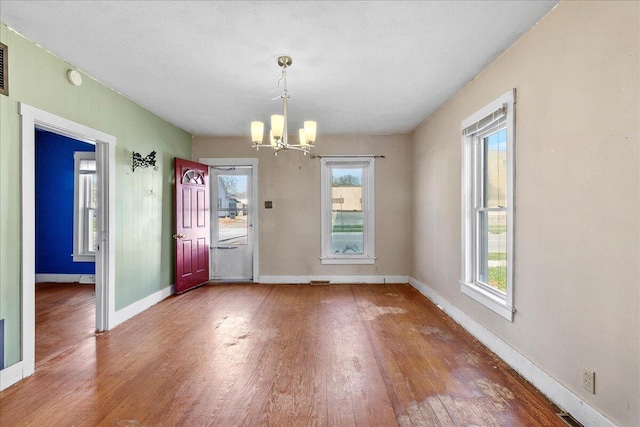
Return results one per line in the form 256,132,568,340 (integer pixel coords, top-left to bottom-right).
411,2,639,425
193,134,412,278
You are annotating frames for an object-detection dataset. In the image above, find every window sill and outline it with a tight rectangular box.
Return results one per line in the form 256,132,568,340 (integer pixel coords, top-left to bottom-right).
72,254,95,262
460,281,514,321
320,257,376,265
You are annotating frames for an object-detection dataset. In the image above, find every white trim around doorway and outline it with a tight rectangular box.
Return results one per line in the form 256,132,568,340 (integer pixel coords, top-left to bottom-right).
14,103,116,385
199,158,259,283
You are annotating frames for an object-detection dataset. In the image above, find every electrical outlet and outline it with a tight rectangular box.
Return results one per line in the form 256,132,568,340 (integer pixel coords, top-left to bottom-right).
582,366,595,394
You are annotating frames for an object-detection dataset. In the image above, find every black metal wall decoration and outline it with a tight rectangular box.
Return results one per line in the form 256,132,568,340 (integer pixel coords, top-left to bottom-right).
132,151,158,172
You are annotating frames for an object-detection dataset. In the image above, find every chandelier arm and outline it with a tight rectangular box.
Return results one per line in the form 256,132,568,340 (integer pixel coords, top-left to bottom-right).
273,144,288,155
286,144,315,148
279,145,310,154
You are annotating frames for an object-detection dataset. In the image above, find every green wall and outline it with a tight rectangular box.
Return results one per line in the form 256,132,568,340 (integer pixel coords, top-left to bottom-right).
0,24,192,367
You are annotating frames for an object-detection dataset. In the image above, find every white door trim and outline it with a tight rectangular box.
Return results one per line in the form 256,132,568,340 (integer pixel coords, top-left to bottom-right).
19,103,116,380
199,158,259,282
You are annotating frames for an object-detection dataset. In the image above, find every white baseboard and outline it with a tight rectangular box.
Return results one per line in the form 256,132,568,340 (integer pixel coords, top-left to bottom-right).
0,361,25,391
258,275,409,284
110,285,174,329
35,274,95,284
79,275,96,284
408,277,615,427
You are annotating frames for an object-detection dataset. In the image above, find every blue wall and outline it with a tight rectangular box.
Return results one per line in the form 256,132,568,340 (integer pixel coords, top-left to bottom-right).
35,130,95,275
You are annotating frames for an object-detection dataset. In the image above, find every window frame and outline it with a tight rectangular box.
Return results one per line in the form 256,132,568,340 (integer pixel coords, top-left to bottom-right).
320,157,375,264
460,89,515,321
73,151,97,261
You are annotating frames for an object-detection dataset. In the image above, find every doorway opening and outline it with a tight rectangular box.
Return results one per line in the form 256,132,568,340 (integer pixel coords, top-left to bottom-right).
20,103,116,379
34,130,96,367
200,158,259,282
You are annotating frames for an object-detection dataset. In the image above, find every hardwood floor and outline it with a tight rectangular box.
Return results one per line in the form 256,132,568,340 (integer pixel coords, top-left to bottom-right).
1,283,564,426
35,282,95,367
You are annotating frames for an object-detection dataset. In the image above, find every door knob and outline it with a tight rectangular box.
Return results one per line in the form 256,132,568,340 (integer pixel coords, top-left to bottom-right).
173,233,185,239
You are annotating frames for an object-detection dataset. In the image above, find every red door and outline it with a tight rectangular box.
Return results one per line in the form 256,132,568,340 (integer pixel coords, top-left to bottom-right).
174,158,210,293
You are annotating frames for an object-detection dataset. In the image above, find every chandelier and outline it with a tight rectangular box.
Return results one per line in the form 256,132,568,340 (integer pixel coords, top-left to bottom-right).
251,56,317,155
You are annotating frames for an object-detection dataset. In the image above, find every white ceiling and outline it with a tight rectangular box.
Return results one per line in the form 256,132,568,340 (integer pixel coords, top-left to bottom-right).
0,1,558,136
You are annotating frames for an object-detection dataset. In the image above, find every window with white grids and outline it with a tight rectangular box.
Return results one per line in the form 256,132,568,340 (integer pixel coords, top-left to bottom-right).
460,90,515,321
320,157,375,264
73,152,97,261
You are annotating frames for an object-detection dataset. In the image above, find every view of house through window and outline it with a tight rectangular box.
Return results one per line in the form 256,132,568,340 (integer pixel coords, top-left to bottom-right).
331,167,364,254
321,157,375,264
217,174,248,245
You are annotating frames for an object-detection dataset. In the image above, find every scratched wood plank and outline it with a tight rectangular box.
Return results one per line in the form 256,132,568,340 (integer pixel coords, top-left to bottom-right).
328,285,399,427
351,284,449,426
256,285,324,426
35,282,96,368
0,283,566,427
132,284,275,426
138,285,262,425
354,284,564,427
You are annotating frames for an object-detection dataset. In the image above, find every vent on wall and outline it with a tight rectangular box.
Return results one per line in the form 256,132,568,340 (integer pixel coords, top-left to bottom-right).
0,42,8,96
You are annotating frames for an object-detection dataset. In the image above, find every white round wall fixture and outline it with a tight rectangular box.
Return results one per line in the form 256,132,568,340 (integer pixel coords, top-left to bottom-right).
67,69,83,86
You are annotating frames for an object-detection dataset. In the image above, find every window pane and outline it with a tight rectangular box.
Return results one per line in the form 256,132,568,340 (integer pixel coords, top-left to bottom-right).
478,210,507,293
88,208,97,252
331,167,363,255
217,175,247,208
79,159,96,172
78,173,98,255
484,128,507,208
218,209,248,245
217,174,248,245
89,174,97,209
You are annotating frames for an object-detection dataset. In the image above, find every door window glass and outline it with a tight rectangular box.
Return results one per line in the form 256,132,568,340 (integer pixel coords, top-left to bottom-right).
217,175,248,245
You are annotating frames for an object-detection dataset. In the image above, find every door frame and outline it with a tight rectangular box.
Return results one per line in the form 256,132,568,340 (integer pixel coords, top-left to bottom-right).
20,103,116,378
199,158,259,283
